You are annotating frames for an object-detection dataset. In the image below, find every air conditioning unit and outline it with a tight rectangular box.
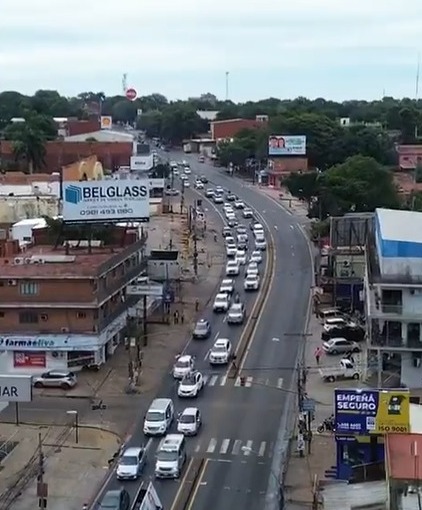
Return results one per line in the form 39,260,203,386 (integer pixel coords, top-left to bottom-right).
14,257,25,265
7,279,17,286
30,258,45,264
52,351,65,358
40,314,48,321
61,327,69,333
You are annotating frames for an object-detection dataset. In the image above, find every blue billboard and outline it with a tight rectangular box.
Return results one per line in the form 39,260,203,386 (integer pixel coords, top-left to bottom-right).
335,388,410,435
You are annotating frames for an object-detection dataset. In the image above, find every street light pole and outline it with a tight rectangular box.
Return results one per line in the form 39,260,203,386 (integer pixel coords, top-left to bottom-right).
67,410,79,444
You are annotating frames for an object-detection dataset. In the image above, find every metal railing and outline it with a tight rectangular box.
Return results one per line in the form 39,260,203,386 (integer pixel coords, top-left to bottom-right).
369,335,422,350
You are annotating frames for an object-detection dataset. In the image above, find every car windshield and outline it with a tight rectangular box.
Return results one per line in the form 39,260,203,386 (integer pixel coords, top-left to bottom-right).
100,494,120,508
176,359,191,368
146,411,164,422
182,375,196,385
213,345,227,353
157,450,178,462
120,455,138,466
196,322,207,331
180,414,195,424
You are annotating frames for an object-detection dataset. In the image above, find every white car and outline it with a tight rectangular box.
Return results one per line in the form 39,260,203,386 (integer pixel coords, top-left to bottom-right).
116,446,146,481
235,250,247,265
184,167,191,174
195,181,204,189
253,226,265,237
227,303,245,324
177,407,202,436
250,250,262,264
173,355,195,379
213,195,224,204
216,186,224,194
183,181,191,188
226,260,240,275
226,213,236,222
220,279,235,295
213,292,230,312
244,274,260,291
255,239,266,250
226,244,237,257
246,262,259,277
209,339,232,365
323,317,356,333
243,208,253,218
224,205,234,214
177,371,204,398
225,236,235,245
234,200,245,209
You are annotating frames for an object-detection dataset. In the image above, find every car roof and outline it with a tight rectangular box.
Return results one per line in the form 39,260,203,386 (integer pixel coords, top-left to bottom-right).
177,355,193,362
197,319,208,323
222,278,233,283
44,370,73,376
246,273,258,278
149,398,173,410
214,338,229,346
161,434,184,449
328,337,348,342
216,292,228,298
326,317,345,323
231,303,243,309
182,407,199,415
122,446,143,456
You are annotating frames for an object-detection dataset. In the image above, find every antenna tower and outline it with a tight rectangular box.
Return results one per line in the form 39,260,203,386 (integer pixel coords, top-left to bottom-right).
122,73,128,94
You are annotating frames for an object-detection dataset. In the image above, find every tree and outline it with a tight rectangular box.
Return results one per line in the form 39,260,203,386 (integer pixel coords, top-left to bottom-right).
136,110,162,138
159,103,205,143
216,140,250,167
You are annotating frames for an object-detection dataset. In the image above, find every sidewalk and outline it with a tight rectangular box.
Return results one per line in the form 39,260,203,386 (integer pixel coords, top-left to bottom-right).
284,315,365,509
2,199,226,510
255,185,310,222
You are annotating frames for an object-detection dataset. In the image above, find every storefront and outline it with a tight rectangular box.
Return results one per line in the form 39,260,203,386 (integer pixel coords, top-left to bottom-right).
0,312,128,375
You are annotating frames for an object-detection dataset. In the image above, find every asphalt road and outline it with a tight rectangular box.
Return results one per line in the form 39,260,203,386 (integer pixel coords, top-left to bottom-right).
90,163,267,509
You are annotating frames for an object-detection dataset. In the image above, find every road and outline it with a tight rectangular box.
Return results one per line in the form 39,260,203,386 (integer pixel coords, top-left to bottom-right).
91,154,313,510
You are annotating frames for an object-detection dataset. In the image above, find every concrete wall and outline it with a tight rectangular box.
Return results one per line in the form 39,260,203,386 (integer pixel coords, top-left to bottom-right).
0,197,59,223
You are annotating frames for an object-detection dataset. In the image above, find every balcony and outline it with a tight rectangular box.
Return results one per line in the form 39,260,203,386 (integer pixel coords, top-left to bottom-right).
368,334,422,351
97,260,148,304
365,289,422,320
98,295,141,332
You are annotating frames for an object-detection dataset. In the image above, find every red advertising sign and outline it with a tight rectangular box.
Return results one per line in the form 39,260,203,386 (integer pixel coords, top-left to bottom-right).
14,351,46,368
125,88,137,101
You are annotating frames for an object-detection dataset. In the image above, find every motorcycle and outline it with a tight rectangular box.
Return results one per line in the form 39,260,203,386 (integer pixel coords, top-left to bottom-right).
317,414,335,433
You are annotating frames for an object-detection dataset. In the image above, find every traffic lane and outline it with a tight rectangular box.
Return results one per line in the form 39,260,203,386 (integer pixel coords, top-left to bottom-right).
189,458,270,510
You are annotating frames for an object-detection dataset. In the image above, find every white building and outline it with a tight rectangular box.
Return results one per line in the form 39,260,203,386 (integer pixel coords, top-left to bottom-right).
365,208,422,388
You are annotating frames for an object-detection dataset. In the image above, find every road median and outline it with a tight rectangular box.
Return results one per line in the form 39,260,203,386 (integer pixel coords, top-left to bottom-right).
173,457,205,510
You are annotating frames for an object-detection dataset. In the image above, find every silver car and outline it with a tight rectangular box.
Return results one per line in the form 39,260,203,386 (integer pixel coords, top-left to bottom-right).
227,303,245,324
33,370,77,390
322,338,360,355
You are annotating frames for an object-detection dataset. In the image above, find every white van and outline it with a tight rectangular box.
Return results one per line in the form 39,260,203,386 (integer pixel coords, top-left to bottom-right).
143,398,174,436
155,434,187,479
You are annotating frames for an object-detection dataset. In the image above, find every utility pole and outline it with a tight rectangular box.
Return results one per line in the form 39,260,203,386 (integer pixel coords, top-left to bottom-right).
37,433,47,509
142,295,148,346
225,71,229,101
192,202,198,277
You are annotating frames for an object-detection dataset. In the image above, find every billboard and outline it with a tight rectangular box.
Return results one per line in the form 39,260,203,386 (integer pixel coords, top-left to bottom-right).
62,180,150,223
100,116,112,130
0,375,32,402
335,388,410,435
130,155,154,171
268,135,306,156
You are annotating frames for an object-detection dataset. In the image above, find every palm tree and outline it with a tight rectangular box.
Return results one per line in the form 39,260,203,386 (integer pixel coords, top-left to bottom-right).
12,124,46,173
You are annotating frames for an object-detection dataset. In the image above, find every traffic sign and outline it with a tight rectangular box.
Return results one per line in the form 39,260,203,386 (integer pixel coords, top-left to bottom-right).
126,284,162,296
125,88,137,101
302,398,316,412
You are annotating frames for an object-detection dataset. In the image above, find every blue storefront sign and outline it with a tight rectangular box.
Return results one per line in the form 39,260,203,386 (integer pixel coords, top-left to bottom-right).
334,389,379,434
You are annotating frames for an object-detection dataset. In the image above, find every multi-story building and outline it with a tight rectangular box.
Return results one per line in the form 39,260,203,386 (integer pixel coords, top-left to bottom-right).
364,208,422,388
0,226,146,374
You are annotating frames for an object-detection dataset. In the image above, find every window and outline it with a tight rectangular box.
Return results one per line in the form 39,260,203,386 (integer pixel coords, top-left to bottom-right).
0,312,4,318
20,282,38,296
19,312,38,324
77,312,86,319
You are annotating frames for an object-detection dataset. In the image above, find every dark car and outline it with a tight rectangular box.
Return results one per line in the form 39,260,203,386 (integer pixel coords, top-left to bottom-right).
99,489,130,510
193,319,211,339
226,193,237,201
322,326,365,342
222,226,232,237
200,176,208,183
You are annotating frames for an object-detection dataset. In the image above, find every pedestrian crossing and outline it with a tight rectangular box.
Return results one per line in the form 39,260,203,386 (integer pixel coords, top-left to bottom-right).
193,437,273,458
201,374,284,389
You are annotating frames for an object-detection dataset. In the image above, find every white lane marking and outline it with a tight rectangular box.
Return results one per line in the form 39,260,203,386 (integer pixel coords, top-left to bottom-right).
232,440,242,455
258,442,266,457
194,442,201,452
290,225,294,230
208,375,218,386
234,377,241,387
213,331,220,340
223,315,227,322
245,376,253,387
207,438,217,453
274,225,278,230
220,375,227,386
220,439,230,454
243,440,253,455
204,349,210,361
272,337,280,342
277,378,284,389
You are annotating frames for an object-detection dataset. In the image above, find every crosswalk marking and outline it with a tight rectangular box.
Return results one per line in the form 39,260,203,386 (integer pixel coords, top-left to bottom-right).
208,375,219,386
220,439,230,454
245,376,253,387
277,378,283,389
258,442,266,457
202,375,209,385
243,440,253,455
201,438,271,458
219,375,227,386
207,438,217,453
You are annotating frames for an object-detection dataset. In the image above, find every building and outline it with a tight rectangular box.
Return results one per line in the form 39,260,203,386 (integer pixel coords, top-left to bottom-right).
365,208,422,388
0,141,133,173
62,155,104,181
210,118,267,141
0,226,147,374
266,158,309,187
64,130,134,144
397,144,422,171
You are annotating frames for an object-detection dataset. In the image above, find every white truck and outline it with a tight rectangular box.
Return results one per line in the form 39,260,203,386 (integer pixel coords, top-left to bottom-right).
319,359,360,383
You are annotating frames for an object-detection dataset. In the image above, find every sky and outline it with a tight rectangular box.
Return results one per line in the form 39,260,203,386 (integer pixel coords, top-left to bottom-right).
1,0,422,102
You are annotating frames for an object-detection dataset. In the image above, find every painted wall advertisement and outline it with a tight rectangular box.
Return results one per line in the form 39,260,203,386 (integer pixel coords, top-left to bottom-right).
62,180,150,223
268,135,306,156
335,388,410,435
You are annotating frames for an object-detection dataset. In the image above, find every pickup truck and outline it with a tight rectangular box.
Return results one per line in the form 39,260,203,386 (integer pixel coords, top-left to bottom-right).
319,359,360,383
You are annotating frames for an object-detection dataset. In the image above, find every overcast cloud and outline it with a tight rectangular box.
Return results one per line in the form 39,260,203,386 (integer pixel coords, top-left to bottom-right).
1,0,422,101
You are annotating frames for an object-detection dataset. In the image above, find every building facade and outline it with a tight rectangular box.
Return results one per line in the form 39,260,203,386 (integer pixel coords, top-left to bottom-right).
365,208,422,388
210,118,266,141
0,229,146,375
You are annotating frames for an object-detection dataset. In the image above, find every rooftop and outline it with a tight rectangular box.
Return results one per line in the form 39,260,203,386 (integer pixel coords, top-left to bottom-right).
64,130,135,143
376,208,422,244
386,433,422,480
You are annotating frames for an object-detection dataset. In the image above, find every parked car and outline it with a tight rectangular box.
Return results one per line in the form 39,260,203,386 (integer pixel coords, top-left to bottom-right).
322,325,365,342
33,371,77,390
322,338,361,355
319,359,360,383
